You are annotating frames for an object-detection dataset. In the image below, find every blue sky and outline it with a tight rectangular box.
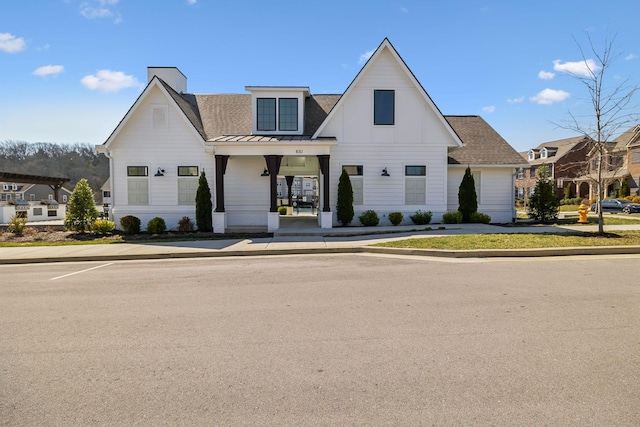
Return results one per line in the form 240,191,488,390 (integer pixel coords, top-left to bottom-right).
1,0,639,152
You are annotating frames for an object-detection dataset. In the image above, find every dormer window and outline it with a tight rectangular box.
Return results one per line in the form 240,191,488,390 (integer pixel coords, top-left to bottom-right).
540,148,548,159
528,150,535,161
256,98,299,132
257,98,276,131
247,86,308,135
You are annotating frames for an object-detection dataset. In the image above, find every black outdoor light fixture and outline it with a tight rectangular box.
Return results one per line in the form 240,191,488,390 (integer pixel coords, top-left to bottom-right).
381,167,390,177
261,168,269,176
154,168,165,177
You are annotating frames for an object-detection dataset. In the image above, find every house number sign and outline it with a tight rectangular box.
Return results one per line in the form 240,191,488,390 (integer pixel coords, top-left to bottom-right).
295,149,303,154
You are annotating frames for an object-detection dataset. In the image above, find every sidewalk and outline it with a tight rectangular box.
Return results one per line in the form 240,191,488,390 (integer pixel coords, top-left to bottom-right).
2,222,640,264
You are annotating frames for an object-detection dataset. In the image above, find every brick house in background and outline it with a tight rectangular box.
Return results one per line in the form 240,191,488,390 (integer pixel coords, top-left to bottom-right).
574,124,640,199
515,135,592,202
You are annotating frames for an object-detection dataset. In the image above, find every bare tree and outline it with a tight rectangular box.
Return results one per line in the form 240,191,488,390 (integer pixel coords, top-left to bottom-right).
557,32,639,234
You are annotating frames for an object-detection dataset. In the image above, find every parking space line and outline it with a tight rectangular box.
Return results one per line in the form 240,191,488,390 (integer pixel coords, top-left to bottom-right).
50,263,114,281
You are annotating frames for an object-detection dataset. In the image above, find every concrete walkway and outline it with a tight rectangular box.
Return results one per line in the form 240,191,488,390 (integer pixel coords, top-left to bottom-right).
2,220,640,264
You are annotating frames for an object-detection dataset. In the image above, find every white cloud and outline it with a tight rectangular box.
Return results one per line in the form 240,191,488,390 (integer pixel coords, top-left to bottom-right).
553,59,600,77
530,88,570,105
358,49,374,64
538,70,555,80
400,6,408,13
0,32,26,53
32,65,64,77
482,106,496,113
80,0,122,23
625,53,638,61
81,70,141,93
507,96,524,104
187,0,197,4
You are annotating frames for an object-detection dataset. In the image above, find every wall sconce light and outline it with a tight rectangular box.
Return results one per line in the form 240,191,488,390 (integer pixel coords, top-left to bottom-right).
381,167,390,177
261,168,269,176
154,168,165,177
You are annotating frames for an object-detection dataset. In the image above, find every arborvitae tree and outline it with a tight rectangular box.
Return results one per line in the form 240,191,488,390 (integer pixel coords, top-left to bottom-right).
64,178,99,232
195,170,213,232
336,168,354,226
618,180,630,198
458,166,478,223
528,164,559,223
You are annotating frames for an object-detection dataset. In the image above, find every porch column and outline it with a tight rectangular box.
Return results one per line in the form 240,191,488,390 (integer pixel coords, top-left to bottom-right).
285,175,294,206
214,155,229,212
317,155,330,212
264,155,282,212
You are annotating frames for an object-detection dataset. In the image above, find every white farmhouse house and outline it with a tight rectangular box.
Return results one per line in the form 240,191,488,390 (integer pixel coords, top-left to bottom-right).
97,38,525,233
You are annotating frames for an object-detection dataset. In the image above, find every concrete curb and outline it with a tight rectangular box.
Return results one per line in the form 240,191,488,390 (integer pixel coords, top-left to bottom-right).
3,244,640,265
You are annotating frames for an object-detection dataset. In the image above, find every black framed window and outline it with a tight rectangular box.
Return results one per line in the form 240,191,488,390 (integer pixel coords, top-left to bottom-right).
127,166,148,176
405,165,426,176
343,165,363,176
374,90,395,125
177,166,199,176
257,98,276,131
279,98,298,131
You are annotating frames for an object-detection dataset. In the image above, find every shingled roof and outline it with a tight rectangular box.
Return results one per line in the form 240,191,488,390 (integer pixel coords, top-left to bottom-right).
160,77,341,140
159,81,521,166
445,116,525,165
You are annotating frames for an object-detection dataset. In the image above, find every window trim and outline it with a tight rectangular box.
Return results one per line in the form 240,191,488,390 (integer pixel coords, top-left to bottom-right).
405,165,426,176
127,166,148,177
177,166,199,177
278,98,298,131
374,90,395,125
343,165,363,176
257,98,277,132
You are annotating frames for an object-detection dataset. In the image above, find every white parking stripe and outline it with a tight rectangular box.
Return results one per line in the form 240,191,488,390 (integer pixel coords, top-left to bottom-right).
50,263,114,281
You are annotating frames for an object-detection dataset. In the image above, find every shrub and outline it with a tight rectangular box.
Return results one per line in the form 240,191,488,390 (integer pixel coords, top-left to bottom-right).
7,214,27,235
619,180,630,198
120,215,141,234
358,210,379,226
528,165,559,223
470,212,491,224
278,206,287,216
633,196,640,203
196,170,213,232
178,216,195,232
458,166,478,223
410,210,432,225
64,178,99,232
337,169,354,225
388,211,403,226
442,211,463,224
92,219,115,234
146,217,167,234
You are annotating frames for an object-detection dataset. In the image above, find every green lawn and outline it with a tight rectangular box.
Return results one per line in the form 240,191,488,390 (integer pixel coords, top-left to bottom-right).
374,231,640,250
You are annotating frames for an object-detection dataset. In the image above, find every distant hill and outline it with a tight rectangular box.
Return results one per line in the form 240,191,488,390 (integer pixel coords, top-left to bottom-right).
0,140,108,199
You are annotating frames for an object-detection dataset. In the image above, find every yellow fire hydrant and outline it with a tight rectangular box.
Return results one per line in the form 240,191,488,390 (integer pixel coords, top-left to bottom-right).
577,202,589,224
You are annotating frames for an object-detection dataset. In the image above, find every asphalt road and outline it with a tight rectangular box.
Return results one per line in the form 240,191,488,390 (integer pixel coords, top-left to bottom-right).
1,254,639,426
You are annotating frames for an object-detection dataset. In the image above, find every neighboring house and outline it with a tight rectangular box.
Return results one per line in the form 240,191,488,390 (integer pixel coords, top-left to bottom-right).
574,124,640,199
97,38,525,233
515,136,592,201
0,172,71,223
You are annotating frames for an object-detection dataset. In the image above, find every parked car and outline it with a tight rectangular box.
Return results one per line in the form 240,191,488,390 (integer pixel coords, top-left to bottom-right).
590,198,640,214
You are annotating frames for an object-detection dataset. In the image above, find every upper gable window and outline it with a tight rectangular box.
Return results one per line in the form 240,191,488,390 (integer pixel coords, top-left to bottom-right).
257,98,276,131
374,90,395,125
279,98,298,131
152,105,168,129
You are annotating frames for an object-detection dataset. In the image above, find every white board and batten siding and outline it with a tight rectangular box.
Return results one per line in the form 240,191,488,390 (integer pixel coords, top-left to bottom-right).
447,167,516,223
319,48,458,225
108,85,213,230
223,156,270,228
